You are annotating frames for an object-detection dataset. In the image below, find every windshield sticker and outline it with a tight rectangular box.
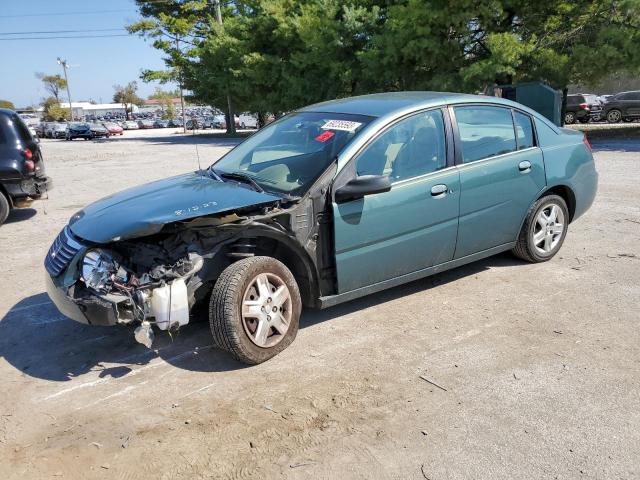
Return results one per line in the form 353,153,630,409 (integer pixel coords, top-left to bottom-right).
321,120,362,132
315,131,335,143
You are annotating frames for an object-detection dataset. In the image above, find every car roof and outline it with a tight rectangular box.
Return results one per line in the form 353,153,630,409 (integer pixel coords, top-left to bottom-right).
300,91,528,118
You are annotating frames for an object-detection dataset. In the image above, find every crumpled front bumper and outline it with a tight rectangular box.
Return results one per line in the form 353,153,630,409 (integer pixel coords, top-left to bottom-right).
45,273,120,326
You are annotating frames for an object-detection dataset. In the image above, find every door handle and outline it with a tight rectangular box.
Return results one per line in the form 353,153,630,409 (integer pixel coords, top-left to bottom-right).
431,184,448,196
518,160,532,172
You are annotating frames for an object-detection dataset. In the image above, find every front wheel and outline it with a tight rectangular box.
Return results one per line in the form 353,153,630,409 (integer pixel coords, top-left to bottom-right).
209,256,301,364
512,194,569,263
564,112,576,124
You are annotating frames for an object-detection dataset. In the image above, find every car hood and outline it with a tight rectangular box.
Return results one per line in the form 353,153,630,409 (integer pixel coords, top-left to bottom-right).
69,172,282,243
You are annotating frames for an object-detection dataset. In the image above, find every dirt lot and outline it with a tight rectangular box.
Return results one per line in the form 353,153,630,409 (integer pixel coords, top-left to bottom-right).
0,129,638,479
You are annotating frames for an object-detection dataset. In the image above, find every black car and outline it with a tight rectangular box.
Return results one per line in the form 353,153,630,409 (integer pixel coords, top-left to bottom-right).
601,90,640,123
0,109,51,225
66,123,93,140
564,94,602,124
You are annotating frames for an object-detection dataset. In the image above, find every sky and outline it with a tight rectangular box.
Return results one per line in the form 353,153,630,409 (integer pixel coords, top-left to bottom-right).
0,0,175,107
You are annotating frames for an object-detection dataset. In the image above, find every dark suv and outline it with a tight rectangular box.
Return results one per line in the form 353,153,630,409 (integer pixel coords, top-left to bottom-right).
564,94,602,124
601,91,640,123
0,109,51,225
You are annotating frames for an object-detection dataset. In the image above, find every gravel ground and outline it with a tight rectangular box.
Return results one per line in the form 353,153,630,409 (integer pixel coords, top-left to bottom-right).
0,129,638,480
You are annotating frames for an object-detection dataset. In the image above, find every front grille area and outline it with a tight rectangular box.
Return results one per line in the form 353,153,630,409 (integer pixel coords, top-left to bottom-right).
44,227,85,277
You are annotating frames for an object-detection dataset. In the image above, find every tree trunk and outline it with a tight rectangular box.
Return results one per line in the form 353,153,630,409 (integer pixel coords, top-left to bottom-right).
257,112,266,128
226,96,236,135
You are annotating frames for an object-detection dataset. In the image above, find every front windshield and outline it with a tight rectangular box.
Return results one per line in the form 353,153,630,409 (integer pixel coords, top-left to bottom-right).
211,111,373,196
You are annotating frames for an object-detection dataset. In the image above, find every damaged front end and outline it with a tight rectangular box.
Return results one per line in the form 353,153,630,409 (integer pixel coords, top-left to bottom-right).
45,226,206,346
44,187,325,350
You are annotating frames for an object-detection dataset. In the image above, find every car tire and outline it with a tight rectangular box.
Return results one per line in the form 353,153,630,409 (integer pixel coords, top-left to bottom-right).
564,112,575,124
0,191,10,226
607,109,622,123
209,256,301,365
512,194,569,263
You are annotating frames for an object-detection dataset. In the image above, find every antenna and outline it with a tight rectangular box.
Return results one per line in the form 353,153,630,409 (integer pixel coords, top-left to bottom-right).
194,141,203,174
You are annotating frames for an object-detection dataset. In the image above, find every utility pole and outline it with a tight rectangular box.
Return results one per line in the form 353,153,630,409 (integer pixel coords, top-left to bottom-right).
175,37,187,133
213,0,236,134
57,57,74,120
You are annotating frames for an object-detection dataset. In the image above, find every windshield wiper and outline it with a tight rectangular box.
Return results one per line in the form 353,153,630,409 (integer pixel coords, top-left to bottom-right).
208,166,223,182
218,171,264,193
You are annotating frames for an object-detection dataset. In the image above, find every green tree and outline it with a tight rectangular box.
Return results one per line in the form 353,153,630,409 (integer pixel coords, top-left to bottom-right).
113,82,144,120
41,97,70,121
149,88,178,119
129,0,640,125
36,73,68,103
0,100,15,109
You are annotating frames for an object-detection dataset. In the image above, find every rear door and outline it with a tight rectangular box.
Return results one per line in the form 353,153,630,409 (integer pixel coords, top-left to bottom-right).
332,108,460,293
626,92,640,116
451,105,546,259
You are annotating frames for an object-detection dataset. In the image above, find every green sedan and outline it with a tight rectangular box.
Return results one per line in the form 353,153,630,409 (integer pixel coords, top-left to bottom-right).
45,92,598,364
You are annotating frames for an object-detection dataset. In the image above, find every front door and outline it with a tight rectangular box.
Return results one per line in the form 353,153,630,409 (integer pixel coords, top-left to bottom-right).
332,108,460,293
451,106,547,258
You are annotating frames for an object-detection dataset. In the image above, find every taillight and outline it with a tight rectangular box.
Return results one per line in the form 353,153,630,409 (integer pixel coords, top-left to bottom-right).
579,102,589,110
23,148,33,160
25,160,35,172
583,135,592,151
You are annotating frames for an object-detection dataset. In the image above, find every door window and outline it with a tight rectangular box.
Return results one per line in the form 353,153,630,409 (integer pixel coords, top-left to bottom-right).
454,106,517,163
356,109,446,181
513,111,535,150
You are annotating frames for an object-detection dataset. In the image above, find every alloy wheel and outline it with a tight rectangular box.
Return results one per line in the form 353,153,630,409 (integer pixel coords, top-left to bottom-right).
607,110,622,123
241,272,292,348
532,203,565,255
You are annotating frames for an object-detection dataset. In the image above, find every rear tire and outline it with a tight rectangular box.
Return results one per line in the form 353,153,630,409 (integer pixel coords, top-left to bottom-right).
209,256,301,365
512,194,569,263
607,109,622,123
564,112,576,124
0,192,10,226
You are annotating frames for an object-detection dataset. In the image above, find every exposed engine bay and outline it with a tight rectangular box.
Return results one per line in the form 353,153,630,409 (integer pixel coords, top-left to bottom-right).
59,191,330,349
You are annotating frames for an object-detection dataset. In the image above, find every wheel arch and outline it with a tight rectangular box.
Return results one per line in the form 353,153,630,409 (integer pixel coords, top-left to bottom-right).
211,226,322,309
537,185,576,222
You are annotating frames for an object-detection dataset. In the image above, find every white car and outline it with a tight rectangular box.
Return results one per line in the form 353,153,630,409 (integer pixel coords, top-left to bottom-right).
123,121,139,130
238,113,258,129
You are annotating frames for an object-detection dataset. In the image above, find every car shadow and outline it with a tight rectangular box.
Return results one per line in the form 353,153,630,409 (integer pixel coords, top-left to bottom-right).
0,253,523,382
5,208,37,224
590,138,640,153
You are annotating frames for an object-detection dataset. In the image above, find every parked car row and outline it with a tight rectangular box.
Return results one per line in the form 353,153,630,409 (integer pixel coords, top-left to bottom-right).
565,91,640,124
34,113,263,139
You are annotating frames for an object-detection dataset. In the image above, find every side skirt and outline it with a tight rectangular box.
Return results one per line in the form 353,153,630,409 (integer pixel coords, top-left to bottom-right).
318,242,515,309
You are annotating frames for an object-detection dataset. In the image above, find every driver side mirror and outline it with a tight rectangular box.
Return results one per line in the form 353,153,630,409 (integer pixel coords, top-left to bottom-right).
334,175,392,203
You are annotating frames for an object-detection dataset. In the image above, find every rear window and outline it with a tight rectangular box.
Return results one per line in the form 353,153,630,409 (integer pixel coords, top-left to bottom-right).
10,114,34,143
454,106,517,163
567,95,584,105
513,111,535,150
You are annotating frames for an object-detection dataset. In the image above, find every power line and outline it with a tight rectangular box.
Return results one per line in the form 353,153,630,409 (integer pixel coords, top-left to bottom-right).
0,9,135,18
0,28,126,35
0,34,131,41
